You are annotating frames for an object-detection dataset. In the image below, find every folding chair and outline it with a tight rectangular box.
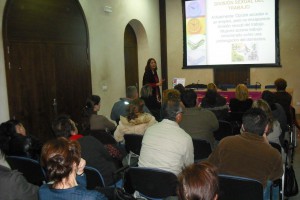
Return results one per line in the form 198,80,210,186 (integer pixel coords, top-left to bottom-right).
6,155,47,186
125,167,178,199
84,166,105,189
124,134,143,166
218,174,264,200
192,138,212,162
213,120,234,141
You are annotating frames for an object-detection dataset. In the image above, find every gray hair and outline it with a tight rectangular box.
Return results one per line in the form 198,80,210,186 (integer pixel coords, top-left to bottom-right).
126,86,138,99
162,99,182,121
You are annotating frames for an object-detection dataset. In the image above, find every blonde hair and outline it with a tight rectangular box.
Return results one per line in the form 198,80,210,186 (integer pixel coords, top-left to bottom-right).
207,83,217,92
235,84,249,101
252,99,273,132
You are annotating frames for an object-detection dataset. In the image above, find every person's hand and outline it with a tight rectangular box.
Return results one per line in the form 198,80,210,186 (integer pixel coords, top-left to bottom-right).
156,79,165,86
77,158,86,175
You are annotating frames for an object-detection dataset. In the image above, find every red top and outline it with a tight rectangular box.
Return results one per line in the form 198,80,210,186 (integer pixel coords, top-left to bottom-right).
69,134,84,141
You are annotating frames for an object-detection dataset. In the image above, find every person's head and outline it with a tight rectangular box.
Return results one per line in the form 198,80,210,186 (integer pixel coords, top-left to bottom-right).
140,85,153,98
181,89,197,108
85,95,101,112
204,89,218,106
162,99,183,123
0,119,26,137
126,86,139,99
178,161,219,200
274,78,287,91
127,98,145,121
52,115,78,138
40,137,81,186
145,58,157,71
207,83,217,92
162,89,181,103
174,84,185,94
235,84,249,101
242,108,269,136
252,99,273,133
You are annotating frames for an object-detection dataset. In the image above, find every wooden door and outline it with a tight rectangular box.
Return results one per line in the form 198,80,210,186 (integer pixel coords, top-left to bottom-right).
7,43,56,141
124,24,139,90
3,0,91,142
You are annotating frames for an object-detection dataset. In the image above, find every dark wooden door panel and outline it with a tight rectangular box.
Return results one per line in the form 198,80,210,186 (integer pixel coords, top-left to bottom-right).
7,43,56,142
124,24,139,90
214,68,250,86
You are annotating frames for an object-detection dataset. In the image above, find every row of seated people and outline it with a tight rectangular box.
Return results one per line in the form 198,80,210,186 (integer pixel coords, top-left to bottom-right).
0,77,292,198
0,103,282,200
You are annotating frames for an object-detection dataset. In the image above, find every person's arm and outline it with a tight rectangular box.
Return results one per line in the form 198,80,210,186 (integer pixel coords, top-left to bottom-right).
102,116,116,131
76,158,87,187
185,137,194,165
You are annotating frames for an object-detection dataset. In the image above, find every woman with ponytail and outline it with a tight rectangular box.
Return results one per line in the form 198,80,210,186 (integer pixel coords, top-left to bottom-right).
82,95,115,132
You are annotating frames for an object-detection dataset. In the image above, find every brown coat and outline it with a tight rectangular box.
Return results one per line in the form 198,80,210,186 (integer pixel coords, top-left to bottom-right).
208,132,283,188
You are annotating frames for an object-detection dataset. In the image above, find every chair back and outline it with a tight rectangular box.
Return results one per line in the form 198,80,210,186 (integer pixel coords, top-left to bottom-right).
86,129,117,145
124,134,143,155
218,174,263,200
214,120,234,141
125,167,178,199
85,166,105,189
6,156,46,186
192,138,212,161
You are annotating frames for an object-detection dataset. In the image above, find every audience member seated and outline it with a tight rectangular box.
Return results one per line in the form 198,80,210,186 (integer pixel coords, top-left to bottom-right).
0,148,38,200
262,90,287,135
52,115,120,186
140,85,161,121
252,99,282,147
0,119,42,160
229,84,253,113
179,89,219,149
39,137,107,200
177,161,219,200
174,83,186,95
208,108,283,191
273,78,298,130
111,86,151,124
138,98,194,175
82,95,115,132
201,83,229,120
114,98,157,143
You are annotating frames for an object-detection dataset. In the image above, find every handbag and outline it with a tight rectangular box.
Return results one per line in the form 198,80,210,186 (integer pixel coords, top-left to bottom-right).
284,165,299,197
114,188,137,200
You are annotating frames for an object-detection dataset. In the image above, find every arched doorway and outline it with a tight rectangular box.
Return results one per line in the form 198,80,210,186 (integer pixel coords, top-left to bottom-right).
124,24,139,90
3,0,91,142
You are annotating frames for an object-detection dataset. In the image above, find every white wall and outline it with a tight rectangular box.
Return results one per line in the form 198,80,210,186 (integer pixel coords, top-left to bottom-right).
79,0,161,117
165,0,300,113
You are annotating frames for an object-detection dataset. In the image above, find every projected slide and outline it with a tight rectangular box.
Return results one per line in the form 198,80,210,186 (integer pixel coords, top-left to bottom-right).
184,0,278,67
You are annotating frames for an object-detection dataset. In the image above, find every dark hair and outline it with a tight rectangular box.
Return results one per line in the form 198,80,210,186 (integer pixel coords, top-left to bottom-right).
82,95,101,130
41,137,81,187
274,78,287,91
145,58,157,71
0,120,22,154
181,89,197,108
204,89,217,106
126,86,138,99
178,161,219,200
174,84,185,94
242,108,268,136
52,115,75,138
127,98,145,121
162,99,182,121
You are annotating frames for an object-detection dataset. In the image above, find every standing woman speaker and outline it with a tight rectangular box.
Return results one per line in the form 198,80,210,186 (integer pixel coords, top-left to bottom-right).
142,58,164,121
